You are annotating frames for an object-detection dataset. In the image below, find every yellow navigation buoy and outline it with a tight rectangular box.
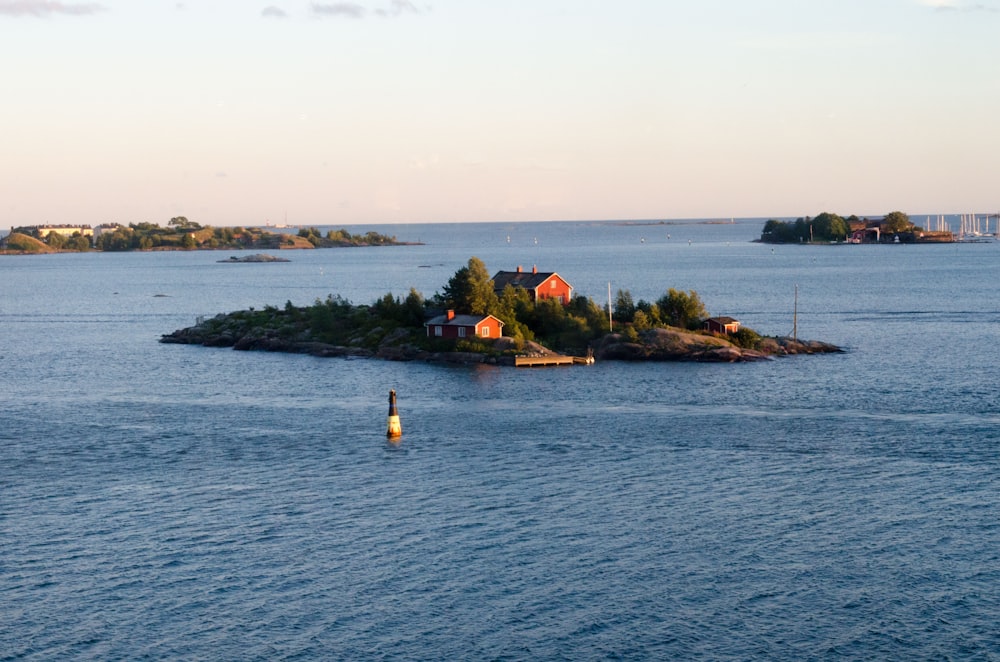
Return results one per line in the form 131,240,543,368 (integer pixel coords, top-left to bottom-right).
386,389,402,439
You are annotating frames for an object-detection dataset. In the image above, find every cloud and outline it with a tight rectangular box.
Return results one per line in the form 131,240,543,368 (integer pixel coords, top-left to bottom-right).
261,5,288,18
374,0,422,18
311,1,426,19
311,2,366,18
918,0,998,10
0,0,106,16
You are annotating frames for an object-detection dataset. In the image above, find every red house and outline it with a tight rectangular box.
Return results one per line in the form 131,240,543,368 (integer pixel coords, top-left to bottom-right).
425,310,504,339
492,266,573,304
704,316,741,335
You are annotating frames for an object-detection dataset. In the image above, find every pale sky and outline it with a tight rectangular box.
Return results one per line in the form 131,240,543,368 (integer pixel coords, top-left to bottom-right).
2,0,997,226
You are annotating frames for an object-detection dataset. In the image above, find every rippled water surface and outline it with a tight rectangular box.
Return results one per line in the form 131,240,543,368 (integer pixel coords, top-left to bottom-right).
2,221,999,659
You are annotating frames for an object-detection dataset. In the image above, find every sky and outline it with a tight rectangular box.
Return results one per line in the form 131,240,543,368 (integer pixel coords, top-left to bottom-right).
2,0,998,227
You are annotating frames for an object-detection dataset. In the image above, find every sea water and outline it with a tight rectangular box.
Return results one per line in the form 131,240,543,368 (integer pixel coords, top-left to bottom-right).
2,220,999,659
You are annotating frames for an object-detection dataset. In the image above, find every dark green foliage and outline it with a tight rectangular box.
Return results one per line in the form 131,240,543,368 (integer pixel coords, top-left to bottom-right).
812,212,849,241
656,288,708,330
44,232,66,249
762,210,912,243
436,256,499,315
614,289,635,323
494,285,534,341
300,226,399,247
29,220,402,253
636,300,662,326
730,327,762,349
882,211,912,233
298,226,323,247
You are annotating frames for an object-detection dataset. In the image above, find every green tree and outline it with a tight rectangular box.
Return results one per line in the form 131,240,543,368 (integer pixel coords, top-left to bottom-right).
657,288,708,330
637,300,662,326
169,216,201,231
882,211,912,234
438,257,498,314
614,289,635,323
67,233,91,251
298,227,322,247
44,232,66,249
402,288,426,327
494,284,534,341
812,212,848,241
569,294,610,337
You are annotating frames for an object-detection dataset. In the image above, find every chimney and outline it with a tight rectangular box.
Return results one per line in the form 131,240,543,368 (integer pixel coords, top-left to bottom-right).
516,265,522,273
446,309,455,321
532,265,538,274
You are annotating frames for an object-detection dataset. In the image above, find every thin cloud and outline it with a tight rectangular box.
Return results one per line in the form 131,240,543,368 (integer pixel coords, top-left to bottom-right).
918,0,998,11
375,0,422,18
261,5,288,18
311,2,366,18
0,0,106,16
311,1,427,19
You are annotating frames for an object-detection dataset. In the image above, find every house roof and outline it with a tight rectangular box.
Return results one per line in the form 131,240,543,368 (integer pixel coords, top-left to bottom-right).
706,316,740,325
492,270,562,292
424,313,504,327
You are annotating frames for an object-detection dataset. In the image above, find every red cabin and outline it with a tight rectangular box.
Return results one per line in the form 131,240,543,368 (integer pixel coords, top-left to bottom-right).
703,316,741,335
492,265,573,304
425,310,505,339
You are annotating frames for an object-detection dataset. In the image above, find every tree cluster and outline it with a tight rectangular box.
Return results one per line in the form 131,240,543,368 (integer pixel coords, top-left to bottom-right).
613,288,707,331
760,211,915,243
297,226,399,247
11,219,403,252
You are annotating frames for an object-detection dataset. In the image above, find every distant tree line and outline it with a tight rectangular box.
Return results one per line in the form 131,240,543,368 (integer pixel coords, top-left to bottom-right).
760,211,915,243
11,217,402,252
297,226,399,247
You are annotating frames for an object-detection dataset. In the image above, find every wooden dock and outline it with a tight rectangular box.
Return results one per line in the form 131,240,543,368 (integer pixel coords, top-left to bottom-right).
514,355,594,368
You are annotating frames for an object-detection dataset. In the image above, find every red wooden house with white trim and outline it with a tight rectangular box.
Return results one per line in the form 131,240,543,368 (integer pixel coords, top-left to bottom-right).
425,310,504,339
492,266,573,304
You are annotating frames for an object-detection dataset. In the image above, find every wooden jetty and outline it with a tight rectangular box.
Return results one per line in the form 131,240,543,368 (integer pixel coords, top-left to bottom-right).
514,355,594,368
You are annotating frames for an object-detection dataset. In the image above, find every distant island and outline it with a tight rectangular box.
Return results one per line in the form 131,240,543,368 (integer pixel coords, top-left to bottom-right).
162,257,841,364
218,254,290,263
0,217,419,254
759,210,956,244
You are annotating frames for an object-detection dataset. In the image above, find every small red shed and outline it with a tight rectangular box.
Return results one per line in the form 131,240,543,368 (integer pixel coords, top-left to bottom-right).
704,316,741,335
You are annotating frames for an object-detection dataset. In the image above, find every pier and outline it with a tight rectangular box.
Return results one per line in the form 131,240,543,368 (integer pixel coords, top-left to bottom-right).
514,355,594,368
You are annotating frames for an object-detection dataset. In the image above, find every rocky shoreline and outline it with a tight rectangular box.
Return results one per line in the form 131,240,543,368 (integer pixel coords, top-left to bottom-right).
161,318,842,365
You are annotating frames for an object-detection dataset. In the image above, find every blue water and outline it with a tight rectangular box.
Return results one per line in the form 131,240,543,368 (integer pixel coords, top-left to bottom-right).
2,220,999,660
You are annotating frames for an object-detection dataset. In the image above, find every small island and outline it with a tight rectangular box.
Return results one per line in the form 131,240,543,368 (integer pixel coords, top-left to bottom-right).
760,210,955,244
0,217,419,254
162,257,841,364
218,254,290,263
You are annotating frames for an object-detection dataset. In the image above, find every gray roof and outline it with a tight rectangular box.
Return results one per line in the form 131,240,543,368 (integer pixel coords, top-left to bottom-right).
425,313,503,327
492,270,560,292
